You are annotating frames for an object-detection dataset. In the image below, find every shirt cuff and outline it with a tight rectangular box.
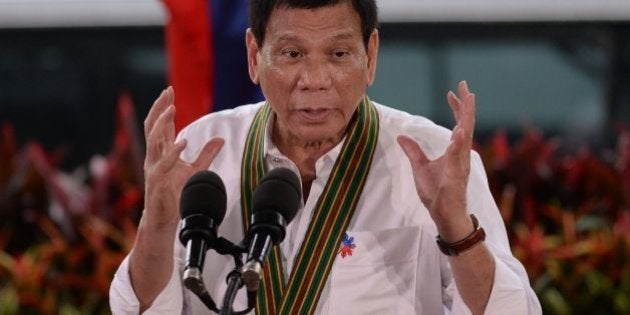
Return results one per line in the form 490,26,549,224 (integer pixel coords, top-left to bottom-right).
483,254,542,315
109,254,184,314
445,252,541,315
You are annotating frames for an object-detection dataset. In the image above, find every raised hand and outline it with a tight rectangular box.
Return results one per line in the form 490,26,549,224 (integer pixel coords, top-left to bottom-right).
131,87,224,310
142,86,225,229
397,81,476,242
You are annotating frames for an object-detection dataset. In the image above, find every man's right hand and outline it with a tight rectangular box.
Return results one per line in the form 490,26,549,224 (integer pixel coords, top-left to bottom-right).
130,87,224,311
142,86,224,230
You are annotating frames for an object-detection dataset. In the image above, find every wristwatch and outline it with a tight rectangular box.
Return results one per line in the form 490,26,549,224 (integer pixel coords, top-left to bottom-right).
436,214,486,256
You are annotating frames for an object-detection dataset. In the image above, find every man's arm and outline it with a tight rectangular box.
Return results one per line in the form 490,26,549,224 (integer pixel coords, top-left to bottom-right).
449,152,541,315
127,87,224,312
129,214,180,312
398,81,493,314
441,219,495,314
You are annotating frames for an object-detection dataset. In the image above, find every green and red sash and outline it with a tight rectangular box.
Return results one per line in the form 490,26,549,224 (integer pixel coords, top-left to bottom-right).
240,96,379,314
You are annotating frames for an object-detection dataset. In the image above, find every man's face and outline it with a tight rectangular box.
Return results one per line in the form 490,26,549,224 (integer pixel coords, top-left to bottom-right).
246,2,378,143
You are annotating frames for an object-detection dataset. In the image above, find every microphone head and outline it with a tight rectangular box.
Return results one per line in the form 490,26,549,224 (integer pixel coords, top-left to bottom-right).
252,167,301,223
180,170,227,225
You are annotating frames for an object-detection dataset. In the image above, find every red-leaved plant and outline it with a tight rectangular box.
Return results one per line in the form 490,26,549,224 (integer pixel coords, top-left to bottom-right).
0,94,143,314
479,127,630,315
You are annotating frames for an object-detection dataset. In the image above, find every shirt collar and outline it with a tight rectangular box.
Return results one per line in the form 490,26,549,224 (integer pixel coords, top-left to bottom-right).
263,111,345,168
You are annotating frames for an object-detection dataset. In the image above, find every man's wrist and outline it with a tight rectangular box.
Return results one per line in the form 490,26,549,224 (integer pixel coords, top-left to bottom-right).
434,212,475,242
140,208,180,232
436,214,486,256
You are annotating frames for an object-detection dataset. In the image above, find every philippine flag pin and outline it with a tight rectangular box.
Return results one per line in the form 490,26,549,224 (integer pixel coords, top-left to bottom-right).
339,233,356,259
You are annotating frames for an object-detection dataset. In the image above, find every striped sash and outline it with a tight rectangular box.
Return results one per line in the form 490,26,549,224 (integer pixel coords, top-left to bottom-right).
240,96,379,314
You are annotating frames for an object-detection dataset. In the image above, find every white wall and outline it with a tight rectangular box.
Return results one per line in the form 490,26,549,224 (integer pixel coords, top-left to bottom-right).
379,0,630,22
0,0,629,28
0,0,166,28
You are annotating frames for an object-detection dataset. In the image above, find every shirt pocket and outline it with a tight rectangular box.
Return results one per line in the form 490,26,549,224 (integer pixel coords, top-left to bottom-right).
327,226,421,315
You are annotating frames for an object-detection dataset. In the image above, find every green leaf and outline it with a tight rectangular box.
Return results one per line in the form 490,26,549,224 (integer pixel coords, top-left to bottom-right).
0,251,15,275
614,289,630,314
59,303,82,315
575,215,608,233
585,271,613,295
542,287,571,315
0,284,19,315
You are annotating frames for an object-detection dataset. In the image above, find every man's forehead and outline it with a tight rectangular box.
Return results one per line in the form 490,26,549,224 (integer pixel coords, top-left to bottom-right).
264,3,361,41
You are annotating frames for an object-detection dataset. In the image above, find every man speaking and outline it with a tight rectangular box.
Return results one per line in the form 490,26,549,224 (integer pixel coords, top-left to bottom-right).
110,0,542,314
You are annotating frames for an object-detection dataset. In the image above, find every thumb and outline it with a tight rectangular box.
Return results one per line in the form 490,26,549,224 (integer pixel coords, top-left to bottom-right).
397,135,430,168
193,137,225,170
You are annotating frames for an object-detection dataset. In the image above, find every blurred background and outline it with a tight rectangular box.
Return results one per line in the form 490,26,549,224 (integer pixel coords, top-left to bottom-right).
0,0,628,314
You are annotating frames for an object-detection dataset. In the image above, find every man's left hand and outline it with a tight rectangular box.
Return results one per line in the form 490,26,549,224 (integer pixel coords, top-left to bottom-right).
397,80,476,242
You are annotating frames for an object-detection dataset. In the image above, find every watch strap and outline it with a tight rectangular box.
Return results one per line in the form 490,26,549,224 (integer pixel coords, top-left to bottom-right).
436,214,486,256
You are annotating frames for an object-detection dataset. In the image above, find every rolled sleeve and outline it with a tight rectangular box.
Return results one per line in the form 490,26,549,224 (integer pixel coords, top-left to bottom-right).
109,254,184,314
482,254,540,315
445,252,541,315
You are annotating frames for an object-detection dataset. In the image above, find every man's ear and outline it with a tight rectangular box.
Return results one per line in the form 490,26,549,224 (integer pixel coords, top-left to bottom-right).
245,29,260,84
366,29,379,87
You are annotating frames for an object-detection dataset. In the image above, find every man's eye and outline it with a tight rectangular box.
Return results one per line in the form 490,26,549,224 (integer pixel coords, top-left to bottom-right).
283,50,302,58
332,50,350,58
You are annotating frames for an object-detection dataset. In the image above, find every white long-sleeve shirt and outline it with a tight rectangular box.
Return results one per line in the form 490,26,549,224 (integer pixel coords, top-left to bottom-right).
110,101,542,314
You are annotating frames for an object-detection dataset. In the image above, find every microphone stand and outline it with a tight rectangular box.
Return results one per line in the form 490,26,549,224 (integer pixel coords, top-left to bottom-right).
220,269,244,315
184,237,256,315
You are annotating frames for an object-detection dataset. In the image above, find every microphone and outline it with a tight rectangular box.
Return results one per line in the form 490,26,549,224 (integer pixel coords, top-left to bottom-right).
179,170,227,290
242,167,301,291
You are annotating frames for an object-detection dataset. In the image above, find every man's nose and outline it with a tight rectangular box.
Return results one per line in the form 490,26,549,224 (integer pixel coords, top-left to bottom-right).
297,57,332,91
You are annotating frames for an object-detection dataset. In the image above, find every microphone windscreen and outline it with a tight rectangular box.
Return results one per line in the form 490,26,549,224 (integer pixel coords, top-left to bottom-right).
252,167,301,223
180,170,227,224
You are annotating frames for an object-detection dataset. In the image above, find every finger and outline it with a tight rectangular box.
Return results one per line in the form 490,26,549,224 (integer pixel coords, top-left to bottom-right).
447,96,475,172
146,105,176,163
459,93,476,144
447,91,461,123
458,80,470,98
162,87,176,145
445,127,471,177
165,86,175,108
163,104,176,144
397,135,430,168
144,88,173,141
447,126,466,155
453,79,476,136
156,138,187,173
192,138,225,171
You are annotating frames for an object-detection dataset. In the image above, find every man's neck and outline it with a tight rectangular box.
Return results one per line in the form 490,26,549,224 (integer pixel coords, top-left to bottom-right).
272,121,345,200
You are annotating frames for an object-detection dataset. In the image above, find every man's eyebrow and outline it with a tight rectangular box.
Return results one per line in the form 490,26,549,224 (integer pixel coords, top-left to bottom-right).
275,34,301,43
274,32,357,43
331,33,355,41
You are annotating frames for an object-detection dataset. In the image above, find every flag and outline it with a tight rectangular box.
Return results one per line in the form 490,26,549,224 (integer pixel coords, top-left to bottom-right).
163,0,263,131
